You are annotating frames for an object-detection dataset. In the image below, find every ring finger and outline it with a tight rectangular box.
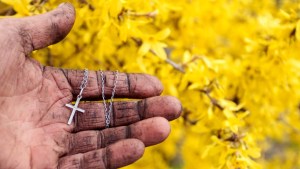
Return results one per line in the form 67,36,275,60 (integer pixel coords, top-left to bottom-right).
58,139,144,169
58,117,170,156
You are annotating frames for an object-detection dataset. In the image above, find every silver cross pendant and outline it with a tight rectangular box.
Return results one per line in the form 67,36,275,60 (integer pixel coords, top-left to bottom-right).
66,97,85,125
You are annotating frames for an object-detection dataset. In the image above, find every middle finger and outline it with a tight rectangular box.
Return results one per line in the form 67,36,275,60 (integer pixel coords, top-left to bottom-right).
74,96,181,132
64,117,170,155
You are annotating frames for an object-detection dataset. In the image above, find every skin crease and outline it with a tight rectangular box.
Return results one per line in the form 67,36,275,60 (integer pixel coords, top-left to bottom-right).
0,3,182,169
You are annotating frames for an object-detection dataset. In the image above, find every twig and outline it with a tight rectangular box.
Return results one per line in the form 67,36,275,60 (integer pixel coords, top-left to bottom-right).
200,85,224,110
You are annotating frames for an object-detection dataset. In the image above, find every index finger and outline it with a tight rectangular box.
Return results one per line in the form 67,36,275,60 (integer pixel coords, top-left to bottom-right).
45,67,163,100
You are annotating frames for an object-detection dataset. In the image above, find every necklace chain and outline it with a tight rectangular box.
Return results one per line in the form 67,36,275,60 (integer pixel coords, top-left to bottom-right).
77,69,89,99
100,70,119,128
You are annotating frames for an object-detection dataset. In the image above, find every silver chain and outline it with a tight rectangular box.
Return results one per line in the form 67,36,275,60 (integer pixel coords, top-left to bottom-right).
101,71,108,118
78,69,89,99
100,70,119,128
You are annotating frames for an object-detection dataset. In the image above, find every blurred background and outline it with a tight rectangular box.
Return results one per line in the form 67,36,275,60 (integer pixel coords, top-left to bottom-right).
1,0,300,168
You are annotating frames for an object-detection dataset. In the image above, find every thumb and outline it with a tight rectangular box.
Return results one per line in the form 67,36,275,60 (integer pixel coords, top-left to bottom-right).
16,3,75,54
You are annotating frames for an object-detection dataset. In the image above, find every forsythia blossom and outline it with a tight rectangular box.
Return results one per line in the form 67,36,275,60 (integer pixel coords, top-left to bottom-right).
1,0,300,168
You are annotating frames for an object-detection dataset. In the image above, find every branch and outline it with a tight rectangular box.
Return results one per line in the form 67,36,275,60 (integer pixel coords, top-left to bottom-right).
200,86,224,110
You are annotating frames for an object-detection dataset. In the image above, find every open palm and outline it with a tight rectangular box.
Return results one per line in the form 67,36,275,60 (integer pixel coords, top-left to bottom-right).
0,3,181,169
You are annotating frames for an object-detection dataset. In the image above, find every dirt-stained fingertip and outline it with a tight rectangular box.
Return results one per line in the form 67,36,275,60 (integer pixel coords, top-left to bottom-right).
16,2,76,53
144,96,182,120
129,73,164,98
50,2,76,44
108,139,145,168
130,117,171,146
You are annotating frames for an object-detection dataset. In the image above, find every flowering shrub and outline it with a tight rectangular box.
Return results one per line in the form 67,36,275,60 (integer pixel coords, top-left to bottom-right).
1,0,300,168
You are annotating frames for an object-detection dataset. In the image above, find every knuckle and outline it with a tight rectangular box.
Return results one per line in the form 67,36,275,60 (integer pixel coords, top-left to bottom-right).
0,19,32,55
17,27,34,54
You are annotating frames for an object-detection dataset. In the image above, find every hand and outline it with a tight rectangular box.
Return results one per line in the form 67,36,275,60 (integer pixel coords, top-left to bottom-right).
0,3,181,169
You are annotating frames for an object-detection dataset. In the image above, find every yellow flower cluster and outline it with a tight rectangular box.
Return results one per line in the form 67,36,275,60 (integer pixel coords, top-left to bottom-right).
1,0,300,168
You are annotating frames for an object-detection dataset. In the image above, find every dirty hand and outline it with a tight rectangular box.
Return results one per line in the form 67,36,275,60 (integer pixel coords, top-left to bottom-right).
0,3,181,169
